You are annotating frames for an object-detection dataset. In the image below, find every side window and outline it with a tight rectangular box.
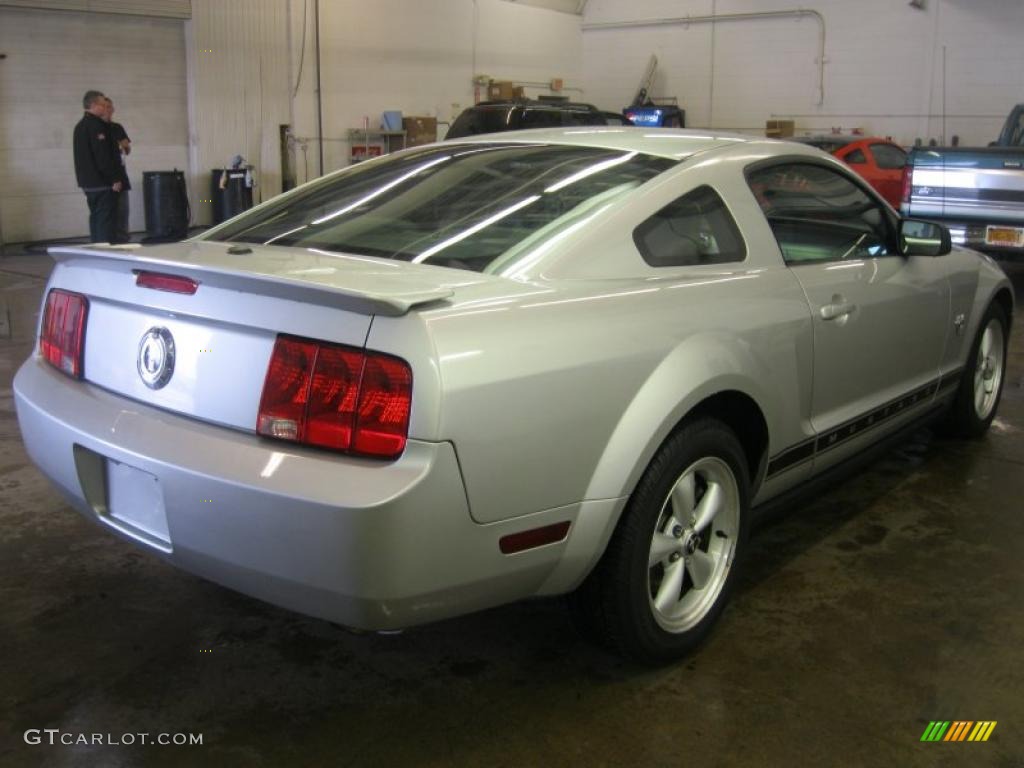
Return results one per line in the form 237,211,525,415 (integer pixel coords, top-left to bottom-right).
869,143,907,170
633,185,746,267
844,148,867,164
519,109,562,129
563,110,595,126
1010,112,1024,146
747,162,894,264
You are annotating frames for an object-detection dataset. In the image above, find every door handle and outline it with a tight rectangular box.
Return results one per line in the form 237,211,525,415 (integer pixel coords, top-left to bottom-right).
820,296,857,321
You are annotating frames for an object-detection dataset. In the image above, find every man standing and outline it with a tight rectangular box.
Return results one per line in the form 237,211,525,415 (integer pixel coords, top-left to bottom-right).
102,96,132,243
73,90,123,243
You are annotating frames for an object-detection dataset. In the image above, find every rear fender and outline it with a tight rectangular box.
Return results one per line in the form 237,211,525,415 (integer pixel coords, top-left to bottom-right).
586,332,769,505
541,334,769,595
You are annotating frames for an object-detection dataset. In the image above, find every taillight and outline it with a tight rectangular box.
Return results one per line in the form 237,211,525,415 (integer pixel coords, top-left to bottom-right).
257,338,318,442
136,271,199,295
257,335,412,459
901,165,913,206
39,289,88,379
353,353,414,456
306,344,364,449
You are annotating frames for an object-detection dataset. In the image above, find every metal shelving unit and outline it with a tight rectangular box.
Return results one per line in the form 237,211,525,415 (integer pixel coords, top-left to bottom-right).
346,129,407,163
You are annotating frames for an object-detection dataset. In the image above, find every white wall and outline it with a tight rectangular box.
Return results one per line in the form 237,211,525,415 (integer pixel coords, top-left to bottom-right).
11,0,1019,242
0,6,189,242
288,0,583,181
185,0,292,225
936,0,1024,144
0,0,583,240
582,0,1024,146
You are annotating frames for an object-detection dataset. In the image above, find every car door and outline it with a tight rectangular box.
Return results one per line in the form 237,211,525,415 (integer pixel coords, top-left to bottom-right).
747,160,950,470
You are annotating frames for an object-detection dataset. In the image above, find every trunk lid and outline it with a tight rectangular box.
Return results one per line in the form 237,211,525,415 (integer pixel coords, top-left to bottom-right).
45,241,478,432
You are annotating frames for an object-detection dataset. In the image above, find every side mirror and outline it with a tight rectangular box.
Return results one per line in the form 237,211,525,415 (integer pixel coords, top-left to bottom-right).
899,219,951,256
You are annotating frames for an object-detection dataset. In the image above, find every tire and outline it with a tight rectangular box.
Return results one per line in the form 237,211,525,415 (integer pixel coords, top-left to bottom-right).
571,417,750,664
943,303,1009,438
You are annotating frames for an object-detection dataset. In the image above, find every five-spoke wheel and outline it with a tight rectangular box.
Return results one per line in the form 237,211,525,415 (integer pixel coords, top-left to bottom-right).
571,417,750,663
945,302,1008,438
973,316,1005,421
647,457,739,633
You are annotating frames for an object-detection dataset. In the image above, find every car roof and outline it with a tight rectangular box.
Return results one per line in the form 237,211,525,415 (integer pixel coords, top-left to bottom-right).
473,100,600,111
444,126,769,160
792,135,895,147
792,135,857,147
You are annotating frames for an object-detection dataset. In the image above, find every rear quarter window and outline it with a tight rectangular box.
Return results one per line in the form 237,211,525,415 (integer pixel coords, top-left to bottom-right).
633,185,746,267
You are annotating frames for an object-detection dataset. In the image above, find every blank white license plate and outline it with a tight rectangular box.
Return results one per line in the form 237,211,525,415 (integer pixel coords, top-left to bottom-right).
984,225,1024,247
106,460,171,550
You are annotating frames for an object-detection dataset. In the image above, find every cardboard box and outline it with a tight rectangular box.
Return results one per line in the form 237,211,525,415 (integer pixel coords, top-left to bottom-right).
765,119,795,138
403,116,438,147
487,81,523,101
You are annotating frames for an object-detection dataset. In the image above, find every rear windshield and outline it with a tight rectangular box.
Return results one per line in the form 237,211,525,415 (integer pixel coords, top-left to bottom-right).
800,139,849,154
870,143,907,170
205,144,675,272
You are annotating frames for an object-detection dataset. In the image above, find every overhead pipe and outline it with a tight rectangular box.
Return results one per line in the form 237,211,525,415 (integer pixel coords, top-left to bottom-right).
582,9,827,106
512,79,586,95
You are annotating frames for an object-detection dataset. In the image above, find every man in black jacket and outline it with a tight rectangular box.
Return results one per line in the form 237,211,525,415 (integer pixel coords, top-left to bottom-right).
102,96,132,243
73,90,123,242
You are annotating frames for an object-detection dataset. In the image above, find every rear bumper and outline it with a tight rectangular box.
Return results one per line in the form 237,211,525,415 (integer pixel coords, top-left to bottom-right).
952,221,1024,253
13,357,591,630
901,212,1024,254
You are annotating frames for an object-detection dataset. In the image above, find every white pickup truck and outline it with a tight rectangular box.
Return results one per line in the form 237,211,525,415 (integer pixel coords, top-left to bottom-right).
902,104,1024,254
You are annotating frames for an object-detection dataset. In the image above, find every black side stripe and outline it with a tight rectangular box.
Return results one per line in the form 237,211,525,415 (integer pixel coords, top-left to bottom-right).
766,369,963,480
937,366,964,395
766,438,815,477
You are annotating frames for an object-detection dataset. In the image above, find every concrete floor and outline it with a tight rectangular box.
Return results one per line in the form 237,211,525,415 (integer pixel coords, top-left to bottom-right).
1,251,1022,768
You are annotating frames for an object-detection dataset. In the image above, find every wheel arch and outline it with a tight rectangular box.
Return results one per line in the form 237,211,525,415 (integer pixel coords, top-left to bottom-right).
683,390,770,491
993,286,1014,326
583,348,774,507
540,382,771,598
971,257,1014,335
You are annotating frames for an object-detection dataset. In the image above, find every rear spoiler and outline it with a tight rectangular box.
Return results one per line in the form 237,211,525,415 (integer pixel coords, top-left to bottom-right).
47,245,454,317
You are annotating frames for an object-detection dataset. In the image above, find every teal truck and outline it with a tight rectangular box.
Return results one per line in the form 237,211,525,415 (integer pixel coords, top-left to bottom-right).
902,104,1024,254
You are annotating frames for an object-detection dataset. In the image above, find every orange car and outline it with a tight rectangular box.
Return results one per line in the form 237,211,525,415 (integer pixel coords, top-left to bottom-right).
793,136,907,208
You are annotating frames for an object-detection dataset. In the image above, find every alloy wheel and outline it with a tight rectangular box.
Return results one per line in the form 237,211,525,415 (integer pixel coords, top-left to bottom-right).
647,456,740,633
973,318,1005,420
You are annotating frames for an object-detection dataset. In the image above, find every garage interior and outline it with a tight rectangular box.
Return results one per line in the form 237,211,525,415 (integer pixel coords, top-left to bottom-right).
1,0,1023,765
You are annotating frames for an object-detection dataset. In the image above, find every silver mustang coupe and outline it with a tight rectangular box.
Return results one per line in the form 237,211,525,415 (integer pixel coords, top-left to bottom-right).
14,128,1012,662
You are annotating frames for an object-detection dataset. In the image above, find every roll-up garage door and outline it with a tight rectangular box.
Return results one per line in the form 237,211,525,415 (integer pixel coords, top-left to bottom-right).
0,5,189,243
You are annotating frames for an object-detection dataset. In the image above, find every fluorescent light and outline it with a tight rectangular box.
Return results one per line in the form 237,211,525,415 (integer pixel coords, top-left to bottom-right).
263,225,307,245
311,155,451,225
413,196,541,263
544,152,638,193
